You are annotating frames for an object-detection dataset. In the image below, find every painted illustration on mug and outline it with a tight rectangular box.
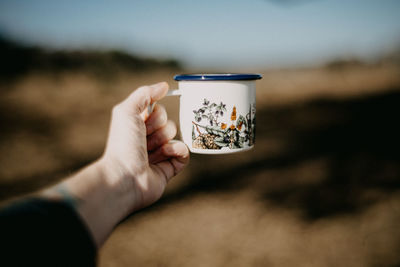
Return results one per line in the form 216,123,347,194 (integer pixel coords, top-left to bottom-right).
192,99,256,150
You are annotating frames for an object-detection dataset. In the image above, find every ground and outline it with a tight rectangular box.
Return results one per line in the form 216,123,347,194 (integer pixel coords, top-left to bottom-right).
1,64,400,266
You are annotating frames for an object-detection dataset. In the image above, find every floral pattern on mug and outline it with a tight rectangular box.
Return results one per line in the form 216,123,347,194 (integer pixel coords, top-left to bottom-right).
192,99,256,149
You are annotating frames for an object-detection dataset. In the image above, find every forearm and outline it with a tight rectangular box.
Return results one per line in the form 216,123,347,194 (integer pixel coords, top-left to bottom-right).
41,159,136,248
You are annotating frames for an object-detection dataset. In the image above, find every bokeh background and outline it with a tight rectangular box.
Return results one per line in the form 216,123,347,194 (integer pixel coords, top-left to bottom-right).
1,1,400,266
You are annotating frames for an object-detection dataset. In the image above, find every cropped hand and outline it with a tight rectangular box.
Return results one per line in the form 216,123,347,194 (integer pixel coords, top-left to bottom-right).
42,82,189,247
100,82,189,210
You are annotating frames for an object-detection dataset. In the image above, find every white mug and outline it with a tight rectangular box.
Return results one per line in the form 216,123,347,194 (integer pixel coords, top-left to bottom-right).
166,74,262,154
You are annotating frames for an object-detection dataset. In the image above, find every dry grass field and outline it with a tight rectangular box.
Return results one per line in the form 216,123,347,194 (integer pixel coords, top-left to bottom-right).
1,62,400,266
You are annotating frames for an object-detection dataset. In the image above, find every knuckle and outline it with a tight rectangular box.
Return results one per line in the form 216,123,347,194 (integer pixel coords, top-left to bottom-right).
140,94,151,112
137,86,151,100
143,91,151,107
169,120,177,131
158,107,168,124
168,120,177,137
157,104,166,113
132,86,151,112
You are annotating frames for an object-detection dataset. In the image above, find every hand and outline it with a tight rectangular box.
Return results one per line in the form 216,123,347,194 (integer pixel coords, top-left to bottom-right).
100,82,190,211
41,82,189,247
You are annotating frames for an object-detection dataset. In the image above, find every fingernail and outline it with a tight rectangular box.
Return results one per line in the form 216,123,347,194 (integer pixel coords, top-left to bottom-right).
150,82,167,97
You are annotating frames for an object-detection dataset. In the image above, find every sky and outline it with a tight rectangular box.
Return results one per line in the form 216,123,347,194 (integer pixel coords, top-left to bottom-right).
0,0,400,69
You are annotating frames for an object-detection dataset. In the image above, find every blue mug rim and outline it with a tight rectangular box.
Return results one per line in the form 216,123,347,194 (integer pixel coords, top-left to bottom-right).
174,73,262,81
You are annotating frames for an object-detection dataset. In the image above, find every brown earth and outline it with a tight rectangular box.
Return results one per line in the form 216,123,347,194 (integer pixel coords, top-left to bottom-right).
1,64,400,266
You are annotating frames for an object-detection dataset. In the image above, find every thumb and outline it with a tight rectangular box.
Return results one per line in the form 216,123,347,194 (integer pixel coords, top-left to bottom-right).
122,82,169,115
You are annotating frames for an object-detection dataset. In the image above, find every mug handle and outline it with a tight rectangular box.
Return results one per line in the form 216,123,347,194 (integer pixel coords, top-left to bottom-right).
148,89,181,114
166,89,181,97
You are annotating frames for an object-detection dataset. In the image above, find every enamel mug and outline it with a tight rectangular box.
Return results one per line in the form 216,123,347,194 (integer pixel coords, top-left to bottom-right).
168,74,262,154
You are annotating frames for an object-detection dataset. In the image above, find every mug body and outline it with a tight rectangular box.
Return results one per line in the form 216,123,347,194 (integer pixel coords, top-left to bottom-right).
174,74,261,154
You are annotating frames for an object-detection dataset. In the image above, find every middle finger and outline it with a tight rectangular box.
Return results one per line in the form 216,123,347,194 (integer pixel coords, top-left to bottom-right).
145,104,168,135
147,120,177,151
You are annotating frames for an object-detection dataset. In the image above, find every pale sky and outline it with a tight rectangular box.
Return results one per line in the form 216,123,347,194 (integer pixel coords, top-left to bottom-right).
0,0,399,68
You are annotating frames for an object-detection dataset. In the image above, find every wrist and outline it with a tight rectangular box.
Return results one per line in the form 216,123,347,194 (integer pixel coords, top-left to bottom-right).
55,159,139,247
95,157,142,213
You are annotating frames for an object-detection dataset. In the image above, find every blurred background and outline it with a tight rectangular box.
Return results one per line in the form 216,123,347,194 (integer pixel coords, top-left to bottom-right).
1,0,400,266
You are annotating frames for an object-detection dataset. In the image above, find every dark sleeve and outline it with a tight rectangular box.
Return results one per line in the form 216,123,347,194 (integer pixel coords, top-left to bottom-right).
0,198,97,267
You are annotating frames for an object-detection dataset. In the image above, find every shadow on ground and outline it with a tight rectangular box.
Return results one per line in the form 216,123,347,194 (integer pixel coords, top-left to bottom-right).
0,102,93,201
1,88,400,221
154,88,400,221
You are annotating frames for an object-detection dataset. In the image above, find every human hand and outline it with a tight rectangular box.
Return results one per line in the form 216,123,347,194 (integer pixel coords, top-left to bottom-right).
1,82,189,263
40,82,189,247
99,82,189,212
